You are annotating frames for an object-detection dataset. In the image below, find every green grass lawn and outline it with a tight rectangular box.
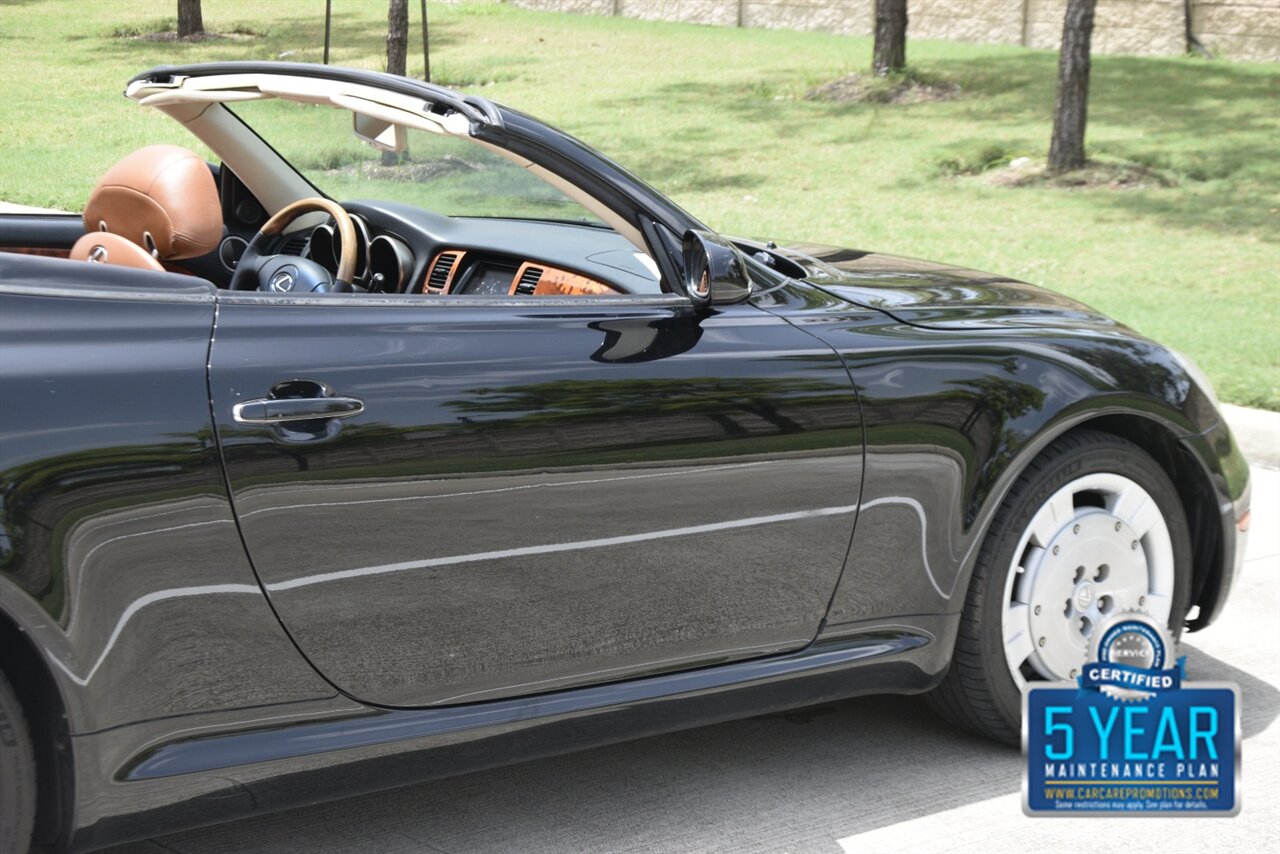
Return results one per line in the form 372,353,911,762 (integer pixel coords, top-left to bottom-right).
1,1,1277,408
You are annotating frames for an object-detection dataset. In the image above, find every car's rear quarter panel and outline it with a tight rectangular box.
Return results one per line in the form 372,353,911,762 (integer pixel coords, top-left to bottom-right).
0,255,333,736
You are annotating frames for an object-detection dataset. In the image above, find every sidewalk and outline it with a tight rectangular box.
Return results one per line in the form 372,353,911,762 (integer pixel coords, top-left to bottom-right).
0,201,62,214
1226,403,1280,469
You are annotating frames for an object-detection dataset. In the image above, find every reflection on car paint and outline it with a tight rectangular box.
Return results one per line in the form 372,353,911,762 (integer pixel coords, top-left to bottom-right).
209,299,865,707
0,286,334,735
0,60,1251,851
263,502,861,592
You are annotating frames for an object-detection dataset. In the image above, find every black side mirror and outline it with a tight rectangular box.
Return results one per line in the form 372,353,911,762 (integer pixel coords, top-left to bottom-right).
682,230,751,307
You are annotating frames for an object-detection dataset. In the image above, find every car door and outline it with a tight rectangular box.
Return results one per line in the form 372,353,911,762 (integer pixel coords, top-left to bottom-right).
208,290,863,707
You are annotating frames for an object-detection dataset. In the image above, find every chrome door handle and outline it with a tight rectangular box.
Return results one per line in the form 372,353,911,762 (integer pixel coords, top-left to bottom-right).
233,396,365,424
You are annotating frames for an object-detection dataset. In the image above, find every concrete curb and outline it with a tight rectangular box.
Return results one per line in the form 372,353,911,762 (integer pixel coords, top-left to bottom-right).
1224,403,1280,469
0,201,63,214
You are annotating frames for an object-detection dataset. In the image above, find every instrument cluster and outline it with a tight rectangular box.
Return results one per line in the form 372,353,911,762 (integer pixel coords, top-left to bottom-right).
306,214,414,293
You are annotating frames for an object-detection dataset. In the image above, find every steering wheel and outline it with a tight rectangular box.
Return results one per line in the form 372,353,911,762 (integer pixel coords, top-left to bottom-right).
230,197,359,293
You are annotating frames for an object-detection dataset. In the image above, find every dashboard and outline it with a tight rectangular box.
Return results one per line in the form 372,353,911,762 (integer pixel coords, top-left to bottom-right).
275,200,662,297
422,251,619,297
295,212,417,294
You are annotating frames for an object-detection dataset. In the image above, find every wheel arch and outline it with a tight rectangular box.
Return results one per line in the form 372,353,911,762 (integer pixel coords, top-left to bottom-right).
1057,413,1223,632
965,408,1223,634
922,406,1218,743
0,604,75,850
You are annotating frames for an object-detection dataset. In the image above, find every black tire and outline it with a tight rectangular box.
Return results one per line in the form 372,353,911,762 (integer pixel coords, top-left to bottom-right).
0,670,36,854
926,429,1193,744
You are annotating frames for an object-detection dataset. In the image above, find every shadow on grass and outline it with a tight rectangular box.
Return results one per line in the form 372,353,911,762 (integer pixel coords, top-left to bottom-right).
613,150,764,195
940,52,1277,133
933,53,1280,241
586,79,855,195
77,5,1278,244
1101,179,1279,243
85,9,462,64
602,52,1278,242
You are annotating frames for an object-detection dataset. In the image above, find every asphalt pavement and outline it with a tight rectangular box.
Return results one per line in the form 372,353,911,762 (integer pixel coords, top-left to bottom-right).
99,463,1279,854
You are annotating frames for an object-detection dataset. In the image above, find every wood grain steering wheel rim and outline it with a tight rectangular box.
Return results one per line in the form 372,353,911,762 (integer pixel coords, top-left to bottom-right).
262,197,358,285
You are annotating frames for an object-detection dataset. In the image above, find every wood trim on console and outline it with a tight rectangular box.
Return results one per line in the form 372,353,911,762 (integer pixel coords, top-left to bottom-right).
3,246,198,276
423,249,467,293
423,251,621,297
512,261,619,297
2,247,71,259
160,261,198,277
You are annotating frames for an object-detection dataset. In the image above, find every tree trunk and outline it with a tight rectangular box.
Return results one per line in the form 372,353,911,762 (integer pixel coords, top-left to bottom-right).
872,0,908,77
384,0,410,166
1048,0,1097,174
421,0,432,82
1183,0,1212,58
386,0,409,78
177,0,203,38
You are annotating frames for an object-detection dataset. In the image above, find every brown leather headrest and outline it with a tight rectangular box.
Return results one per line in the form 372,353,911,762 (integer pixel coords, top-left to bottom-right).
69,232,165,272
83,145,221,261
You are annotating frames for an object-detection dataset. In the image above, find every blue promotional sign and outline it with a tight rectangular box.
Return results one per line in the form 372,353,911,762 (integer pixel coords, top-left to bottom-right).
1024,683,1240,815
1024,610,1240,815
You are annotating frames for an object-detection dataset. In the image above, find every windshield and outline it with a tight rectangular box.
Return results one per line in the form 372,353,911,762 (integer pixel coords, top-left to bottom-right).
228,98,605,225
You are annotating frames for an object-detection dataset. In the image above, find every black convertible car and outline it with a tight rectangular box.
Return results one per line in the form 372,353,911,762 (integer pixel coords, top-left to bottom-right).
0,63,1250,852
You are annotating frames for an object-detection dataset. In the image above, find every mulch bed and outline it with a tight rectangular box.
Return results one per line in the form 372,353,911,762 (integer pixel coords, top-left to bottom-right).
807,72,961,105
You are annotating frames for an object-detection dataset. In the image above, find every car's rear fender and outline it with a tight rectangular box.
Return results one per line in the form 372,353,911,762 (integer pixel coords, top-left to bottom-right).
0,254,336,736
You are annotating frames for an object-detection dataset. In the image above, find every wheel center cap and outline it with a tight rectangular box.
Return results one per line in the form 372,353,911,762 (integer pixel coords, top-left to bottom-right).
1074,581,1098,612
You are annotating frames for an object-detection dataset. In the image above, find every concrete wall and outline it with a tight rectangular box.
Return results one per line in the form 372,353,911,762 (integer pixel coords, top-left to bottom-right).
1192,0,1280,60
741,1,872,35
507,0,1280,62
915,1,1025,46
1023,1,1187,56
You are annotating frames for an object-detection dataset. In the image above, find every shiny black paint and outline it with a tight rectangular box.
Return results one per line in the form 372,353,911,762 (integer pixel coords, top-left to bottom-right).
750,275,1243,632
779,241,1114,329
683,230,752,306
127,629,933,781
0,243,1248,850
0,257,334,739
208,293,863,707
70,619,950,851
3,255,1246,851
0,62,1250,852
765,241,1226,433
0,213,84,250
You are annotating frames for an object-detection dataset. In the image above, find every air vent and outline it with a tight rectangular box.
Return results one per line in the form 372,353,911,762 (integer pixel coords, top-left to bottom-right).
514,266,543,296
218,236,248,271
278,233,308,256
426,251,460,292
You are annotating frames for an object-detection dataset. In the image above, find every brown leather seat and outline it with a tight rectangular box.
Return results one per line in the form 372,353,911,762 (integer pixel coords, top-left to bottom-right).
70,144,221,273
